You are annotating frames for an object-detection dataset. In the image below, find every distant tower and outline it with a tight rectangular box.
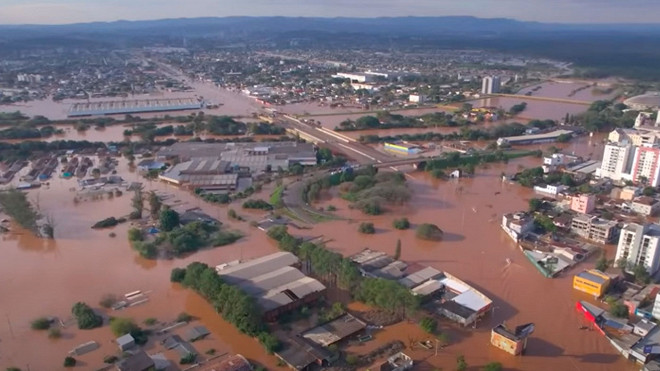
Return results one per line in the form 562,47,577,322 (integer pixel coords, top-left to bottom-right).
482,76,492,94
491,76,501,93
482,76,500,94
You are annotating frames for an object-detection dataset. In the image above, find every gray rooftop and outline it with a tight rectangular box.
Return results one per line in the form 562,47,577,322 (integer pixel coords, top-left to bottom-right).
576,270,608,285
399,266,443,288
217,252,325,312
301,313,367,347
116,333,135,346
216,252,299,284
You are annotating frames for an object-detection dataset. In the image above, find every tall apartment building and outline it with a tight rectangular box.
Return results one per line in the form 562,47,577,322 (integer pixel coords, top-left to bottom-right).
481,76,501,95
632,145,660,186
596,142,635,183
615,223,660,275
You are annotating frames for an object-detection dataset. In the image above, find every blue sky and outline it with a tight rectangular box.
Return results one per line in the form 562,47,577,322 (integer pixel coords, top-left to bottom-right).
0,0,659,24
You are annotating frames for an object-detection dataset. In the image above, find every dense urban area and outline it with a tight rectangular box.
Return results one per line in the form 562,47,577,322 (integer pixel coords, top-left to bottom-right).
2,15,660,371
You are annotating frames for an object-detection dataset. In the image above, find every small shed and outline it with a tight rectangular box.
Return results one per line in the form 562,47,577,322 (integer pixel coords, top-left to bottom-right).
117,333,136,351
186,325,211,341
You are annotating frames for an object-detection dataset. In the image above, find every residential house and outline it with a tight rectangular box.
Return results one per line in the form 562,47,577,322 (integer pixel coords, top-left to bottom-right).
570,214,618,244
501,212,535,242
632,196,660,216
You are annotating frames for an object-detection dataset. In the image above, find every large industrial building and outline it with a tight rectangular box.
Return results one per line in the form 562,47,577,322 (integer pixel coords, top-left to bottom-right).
157,141,317,190
158,158,239,191
68,98,202,117
350,249,493,327
216,252,326,321
157,141,317,171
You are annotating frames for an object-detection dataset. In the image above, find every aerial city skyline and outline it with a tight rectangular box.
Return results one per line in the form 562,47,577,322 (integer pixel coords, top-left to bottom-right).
1,0,660,24
2,1,660,371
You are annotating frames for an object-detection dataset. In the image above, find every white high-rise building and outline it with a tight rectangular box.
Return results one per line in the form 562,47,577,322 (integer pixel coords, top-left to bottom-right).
656,111,660,127
615,223,660,275
481,76,501,94
596,142,635,182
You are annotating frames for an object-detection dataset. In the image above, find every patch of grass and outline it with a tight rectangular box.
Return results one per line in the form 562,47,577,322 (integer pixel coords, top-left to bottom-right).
143,317,157,326
270,185,284,208
48,328,62,339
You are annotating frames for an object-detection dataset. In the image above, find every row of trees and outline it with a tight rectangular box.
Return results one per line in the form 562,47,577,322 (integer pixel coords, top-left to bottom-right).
267,225,418,315
0,188,40,232
170,262,279,353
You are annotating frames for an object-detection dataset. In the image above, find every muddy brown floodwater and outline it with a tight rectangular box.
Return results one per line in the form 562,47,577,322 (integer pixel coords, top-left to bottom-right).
0,133,626,370
517,81,619,102
0,159,283,370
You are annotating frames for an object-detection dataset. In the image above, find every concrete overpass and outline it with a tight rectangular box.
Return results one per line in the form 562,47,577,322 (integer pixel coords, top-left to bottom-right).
277,114,396,164
489,93,592,106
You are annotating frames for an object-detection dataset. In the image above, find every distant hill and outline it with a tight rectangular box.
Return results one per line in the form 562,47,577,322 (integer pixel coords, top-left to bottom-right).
1,16,659,38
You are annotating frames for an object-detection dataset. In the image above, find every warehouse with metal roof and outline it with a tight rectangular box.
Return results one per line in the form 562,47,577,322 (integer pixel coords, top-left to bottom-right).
68,98,202,117
216,252,326,320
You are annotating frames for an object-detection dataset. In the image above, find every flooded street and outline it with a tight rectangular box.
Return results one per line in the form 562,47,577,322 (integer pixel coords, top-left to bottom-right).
311,156,630,370
0,159,282,369
0,131,630,370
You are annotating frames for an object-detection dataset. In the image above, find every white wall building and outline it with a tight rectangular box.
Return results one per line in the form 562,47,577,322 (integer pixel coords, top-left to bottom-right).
501,212,534,242
334,72,373,83
652,292,660,320
409,94,426,104
596,142,635,183
481,76,501,95
615,223,660,275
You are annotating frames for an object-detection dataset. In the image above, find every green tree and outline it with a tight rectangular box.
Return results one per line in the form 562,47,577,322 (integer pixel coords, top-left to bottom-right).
483,362,503,371
127,228,142,241
633,263,651,284
616,257,629,272
71,302,102,330
643,187,656,197
358,222,375,234
456,355,468,371
420,317,437,333
394,239,402,260
110,318,139,337
148,191,162,219
289,163,304,176
393,217,410,230
130,188,144,219
63,357,76,368
159,209,180,232
595,255,609,272
609,300,629,318
30,317,51,330
528,198,542,212
416,223,444,241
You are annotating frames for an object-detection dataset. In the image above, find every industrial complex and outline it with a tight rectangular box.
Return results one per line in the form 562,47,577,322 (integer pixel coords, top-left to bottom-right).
157,141,317,191
67,98,203,117
215,252,326,321
350,249,493,327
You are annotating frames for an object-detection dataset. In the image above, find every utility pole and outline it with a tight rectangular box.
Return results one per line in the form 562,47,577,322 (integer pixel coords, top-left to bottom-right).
6,313,15,339
435,338,439,356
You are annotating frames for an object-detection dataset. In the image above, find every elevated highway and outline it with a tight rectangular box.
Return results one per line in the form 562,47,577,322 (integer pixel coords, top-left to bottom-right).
488,93,592,106
276,114,396,164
